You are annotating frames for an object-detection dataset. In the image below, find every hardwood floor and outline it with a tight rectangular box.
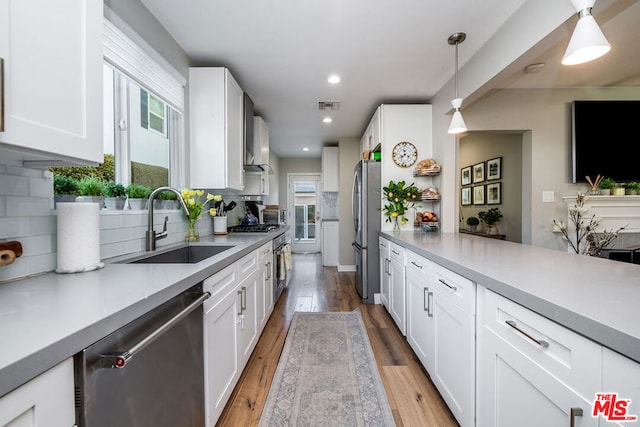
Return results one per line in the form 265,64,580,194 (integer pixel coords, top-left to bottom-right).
216,253,459,426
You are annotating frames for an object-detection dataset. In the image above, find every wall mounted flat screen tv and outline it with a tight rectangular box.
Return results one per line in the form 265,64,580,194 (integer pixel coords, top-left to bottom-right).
572,100,640,183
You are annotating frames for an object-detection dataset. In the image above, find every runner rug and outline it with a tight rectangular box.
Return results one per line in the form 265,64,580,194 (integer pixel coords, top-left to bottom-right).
259,309,396,426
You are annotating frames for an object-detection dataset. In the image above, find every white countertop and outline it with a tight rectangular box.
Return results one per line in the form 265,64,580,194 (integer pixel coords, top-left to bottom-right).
0,230,285,398
382,231,640,363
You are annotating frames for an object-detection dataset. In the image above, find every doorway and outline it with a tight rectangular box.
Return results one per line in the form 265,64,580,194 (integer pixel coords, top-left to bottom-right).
288,174,321,253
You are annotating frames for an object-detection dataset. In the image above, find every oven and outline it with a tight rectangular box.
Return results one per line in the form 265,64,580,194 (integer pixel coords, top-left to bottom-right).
273,233,287,302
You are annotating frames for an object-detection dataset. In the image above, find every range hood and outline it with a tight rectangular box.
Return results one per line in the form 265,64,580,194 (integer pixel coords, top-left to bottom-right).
243,93,272,173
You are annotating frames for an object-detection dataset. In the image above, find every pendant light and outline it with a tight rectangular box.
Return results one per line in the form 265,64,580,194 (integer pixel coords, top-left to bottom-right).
448,32,467,134
562,0,610,65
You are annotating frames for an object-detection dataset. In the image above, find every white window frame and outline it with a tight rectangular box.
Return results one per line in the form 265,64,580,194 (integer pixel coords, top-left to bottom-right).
102,16,187,188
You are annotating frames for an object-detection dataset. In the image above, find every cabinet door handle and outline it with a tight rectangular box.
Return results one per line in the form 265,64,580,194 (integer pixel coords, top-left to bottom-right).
423,287,429,312
570,407,583,427
411,261,423,269
427,291,433,317
505,320,549,348
266,261,271,279
392,249,400,256
241,287,247,312
438,278,457,292
237,290,243,315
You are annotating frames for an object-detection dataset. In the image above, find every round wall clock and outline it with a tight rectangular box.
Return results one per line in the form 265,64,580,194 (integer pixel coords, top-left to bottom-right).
392,141,418,168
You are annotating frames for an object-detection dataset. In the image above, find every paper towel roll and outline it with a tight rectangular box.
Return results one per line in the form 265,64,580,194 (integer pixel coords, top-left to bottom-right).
56,202,104,273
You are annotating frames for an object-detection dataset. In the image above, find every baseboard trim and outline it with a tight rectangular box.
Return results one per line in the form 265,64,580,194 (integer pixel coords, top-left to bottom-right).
338,264,356,272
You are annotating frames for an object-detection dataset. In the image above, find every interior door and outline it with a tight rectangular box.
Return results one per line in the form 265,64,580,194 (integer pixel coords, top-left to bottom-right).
288,174,321,253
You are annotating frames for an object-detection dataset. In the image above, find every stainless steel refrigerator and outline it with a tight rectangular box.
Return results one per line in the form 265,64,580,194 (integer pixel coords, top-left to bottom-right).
352,160,381,304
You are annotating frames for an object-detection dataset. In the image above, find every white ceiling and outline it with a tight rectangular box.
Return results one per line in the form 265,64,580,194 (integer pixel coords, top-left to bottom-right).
140,0,639,158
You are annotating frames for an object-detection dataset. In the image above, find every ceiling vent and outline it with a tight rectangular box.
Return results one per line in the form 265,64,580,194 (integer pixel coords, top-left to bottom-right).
318,101,341,111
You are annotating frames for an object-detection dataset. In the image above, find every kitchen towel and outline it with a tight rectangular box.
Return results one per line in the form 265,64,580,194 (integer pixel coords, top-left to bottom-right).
56,202,104,273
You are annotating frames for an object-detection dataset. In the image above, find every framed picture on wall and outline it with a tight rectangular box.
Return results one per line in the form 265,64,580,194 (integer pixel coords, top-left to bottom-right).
487,157,502,181
487,182,502,205
473,185,485,205
472,162,485,183
461,166,471,186
461,187,472,206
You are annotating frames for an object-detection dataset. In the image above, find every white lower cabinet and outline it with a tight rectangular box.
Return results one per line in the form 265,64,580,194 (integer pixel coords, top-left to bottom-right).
477,286,600,427
389,243,406,335
203,246,265,426
406,250,434,371
0,359,74,427
379,237,391,310
257,241,274,330
601,348,640,426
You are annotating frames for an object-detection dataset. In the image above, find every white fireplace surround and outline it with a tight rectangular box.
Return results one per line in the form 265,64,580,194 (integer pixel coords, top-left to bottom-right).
563,195,640,250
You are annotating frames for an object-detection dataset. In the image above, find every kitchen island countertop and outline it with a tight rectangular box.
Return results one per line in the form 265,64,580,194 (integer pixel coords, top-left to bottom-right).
382,231,640,363
0,229,286,398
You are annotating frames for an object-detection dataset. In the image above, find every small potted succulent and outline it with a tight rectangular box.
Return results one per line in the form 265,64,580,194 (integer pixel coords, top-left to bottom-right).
478,208,503,235
103,182,127,210
598,177,616,195
126,184,153,210
77,176,106,208
53,175,79,207
626,181,640,195
466,216,479,232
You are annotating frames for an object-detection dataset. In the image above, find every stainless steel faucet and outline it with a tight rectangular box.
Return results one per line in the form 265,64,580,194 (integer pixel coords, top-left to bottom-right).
146,187,190,251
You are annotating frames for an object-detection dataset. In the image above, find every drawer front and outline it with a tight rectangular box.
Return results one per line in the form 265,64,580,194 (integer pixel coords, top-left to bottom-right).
258,241,272,262
390,242,405,264
379,237,389,254
204,263,238,309
432,263,475,314
406,250,430,277
481,287,601,398
238,250,258,277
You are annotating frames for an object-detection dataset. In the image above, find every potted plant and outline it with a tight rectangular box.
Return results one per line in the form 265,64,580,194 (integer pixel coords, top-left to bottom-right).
53,175,79,207
626,181,640,195
103,182,127,210
154,190,179,210
126,183,153,210
382,180,422,231
466,216,479,232
613,183,626,196
77,176,106,207
478,208,503,235
598,177,616,195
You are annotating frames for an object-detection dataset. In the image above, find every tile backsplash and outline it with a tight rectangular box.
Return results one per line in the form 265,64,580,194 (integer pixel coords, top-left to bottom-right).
0,163,210,283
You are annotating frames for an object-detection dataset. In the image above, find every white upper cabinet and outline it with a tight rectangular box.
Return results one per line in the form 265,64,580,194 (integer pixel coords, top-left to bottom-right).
241,116,269,195
322,146,339,192
0,0,103,165
189,67,244,190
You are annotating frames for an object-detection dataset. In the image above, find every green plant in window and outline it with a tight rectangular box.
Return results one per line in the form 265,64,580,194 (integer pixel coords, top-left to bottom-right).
103,182,127,198
126,183,153,199
77,176,107,196
598,177,616,190
53,175,79,195
157,190,178,201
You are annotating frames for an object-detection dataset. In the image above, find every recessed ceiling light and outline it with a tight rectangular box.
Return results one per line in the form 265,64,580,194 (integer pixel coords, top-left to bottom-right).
327,75,341,84
303,147,310,152
323,117,333,124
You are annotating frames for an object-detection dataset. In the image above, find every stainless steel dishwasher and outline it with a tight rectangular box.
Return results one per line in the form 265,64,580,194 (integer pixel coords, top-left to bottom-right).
74,284,209,427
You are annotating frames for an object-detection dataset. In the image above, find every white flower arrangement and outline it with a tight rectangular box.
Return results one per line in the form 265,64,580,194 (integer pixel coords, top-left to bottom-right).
552,192,625,257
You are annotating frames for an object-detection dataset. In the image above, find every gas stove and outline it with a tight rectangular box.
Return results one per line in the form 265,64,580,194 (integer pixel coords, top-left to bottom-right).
228,224,280,233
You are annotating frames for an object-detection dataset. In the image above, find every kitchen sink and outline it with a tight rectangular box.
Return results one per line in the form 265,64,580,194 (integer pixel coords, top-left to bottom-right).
126,245,236,264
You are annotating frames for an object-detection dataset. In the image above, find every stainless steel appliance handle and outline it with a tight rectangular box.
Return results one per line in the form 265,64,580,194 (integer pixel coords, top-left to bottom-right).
505,320,550,348
97,292,210,369
570,407,583,427
351,170,358,232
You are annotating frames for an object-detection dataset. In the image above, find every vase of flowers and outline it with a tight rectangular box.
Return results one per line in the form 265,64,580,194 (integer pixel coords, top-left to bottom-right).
181,189,222,241
552,193,625,256
382,180,421,232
